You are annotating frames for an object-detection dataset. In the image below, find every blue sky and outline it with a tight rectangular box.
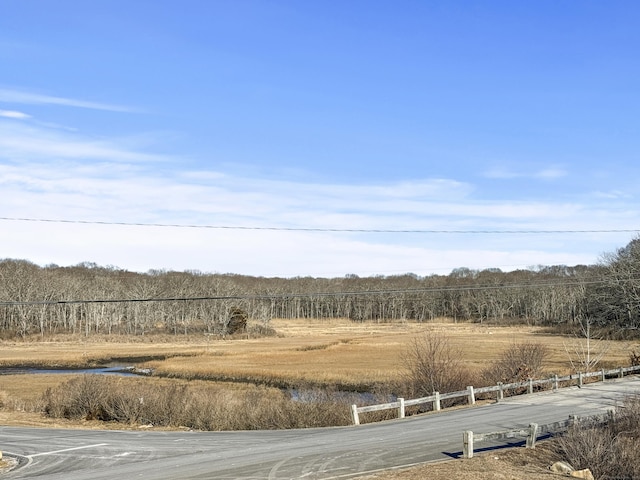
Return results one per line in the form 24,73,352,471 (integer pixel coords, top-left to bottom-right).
1,1,639,277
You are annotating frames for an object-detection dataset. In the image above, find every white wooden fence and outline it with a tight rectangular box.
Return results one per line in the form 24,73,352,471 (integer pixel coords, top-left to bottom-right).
350,365,640,425
462,411,615,458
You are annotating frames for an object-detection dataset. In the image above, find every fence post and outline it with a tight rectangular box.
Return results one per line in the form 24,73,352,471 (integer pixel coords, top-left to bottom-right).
619,367,624,379
553,374,559,391
434,391,441,411
528,378,533,394
497,382,504,401
351,404,360,426
578,372,583,388
526,423,539,449
467,386,475,405
601,369,606,382
463,430,474,458
398,397,405,419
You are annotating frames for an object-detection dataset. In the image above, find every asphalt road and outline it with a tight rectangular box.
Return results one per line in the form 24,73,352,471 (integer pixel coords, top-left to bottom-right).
2,376,639,480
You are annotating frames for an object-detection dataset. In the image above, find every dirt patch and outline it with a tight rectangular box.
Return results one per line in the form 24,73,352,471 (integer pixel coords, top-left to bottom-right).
357,443,562,480
0,457,19,474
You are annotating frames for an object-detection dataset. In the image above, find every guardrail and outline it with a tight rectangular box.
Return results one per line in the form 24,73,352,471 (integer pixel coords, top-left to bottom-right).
350,365,640,425
462,411,614,458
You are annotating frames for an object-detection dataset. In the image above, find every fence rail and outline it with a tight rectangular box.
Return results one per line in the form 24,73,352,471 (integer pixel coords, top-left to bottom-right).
350,365,640,425
462,411,615,458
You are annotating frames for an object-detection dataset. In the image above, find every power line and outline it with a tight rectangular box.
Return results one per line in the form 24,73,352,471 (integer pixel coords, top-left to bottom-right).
0,277,620,307
1,217,639,234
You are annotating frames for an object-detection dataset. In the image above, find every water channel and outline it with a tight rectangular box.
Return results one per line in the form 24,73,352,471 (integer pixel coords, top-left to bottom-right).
0,366,148,376
0,367,389,403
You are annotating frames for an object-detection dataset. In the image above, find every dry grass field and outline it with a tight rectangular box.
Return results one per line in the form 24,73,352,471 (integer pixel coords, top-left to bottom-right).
0,318,636,420
0,318,636,397
0,318,637,479
138,318,635,389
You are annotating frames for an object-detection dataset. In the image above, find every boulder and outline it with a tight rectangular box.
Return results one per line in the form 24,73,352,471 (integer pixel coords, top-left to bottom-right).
550,461,574,475
570,469,594,480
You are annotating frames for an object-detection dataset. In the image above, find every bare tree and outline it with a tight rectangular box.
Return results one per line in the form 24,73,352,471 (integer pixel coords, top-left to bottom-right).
482,341,549,384
402,330,473,399
563,316,610,373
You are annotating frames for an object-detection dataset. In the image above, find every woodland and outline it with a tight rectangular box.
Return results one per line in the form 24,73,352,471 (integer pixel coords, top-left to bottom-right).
0,237,639,338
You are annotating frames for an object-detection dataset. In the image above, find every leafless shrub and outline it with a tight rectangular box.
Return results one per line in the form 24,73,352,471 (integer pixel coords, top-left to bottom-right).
400,331,474,408
103,384,146,424
246,323,277,337
40,376,355,430
557,424,616,479
42,375,109,420
630,349,640,367
482,341,549,386
555,395,640,480
612,394,640,439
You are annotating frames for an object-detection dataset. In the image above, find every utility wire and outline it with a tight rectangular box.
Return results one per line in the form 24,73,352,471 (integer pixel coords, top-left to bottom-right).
1,217,638,234
0,277,622,307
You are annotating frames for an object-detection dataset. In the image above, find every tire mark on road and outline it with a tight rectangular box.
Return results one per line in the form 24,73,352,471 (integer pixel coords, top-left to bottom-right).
29,443,109,457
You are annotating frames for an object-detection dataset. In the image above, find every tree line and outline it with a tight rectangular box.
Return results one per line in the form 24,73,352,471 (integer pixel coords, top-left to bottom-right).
1,237,639,338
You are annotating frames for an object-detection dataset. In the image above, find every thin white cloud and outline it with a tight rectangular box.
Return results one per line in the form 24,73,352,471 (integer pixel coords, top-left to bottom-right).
535,167,567,179
0,88,137,113
483,167,519,179
0,152,626,235
0,109,31,119
483,165,567,180
0,118,636,276
0,219,617,277
0,122,168,163
593,190,632,199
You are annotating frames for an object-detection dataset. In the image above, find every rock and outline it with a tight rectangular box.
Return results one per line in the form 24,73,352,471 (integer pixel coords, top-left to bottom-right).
0,456,18,474
570,469,594,480
550,461,574,474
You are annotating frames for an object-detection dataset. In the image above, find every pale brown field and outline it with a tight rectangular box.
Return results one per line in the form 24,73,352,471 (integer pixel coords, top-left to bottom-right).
140,318,635,388
0,319,637,480
0,319,636,401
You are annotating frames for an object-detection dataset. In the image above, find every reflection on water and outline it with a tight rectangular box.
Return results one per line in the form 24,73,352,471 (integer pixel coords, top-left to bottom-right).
0,366,148,377
288,388,396,404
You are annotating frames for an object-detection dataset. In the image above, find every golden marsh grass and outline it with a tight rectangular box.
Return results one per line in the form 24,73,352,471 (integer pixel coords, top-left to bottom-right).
0,319,636,414
138,319,635,389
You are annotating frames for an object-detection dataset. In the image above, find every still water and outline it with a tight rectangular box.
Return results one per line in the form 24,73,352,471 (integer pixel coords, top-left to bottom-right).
0,366,143,376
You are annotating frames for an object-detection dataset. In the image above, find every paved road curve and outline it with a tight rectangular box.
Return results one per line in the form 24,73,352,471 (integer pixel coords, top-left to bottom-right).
2,376,639,479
